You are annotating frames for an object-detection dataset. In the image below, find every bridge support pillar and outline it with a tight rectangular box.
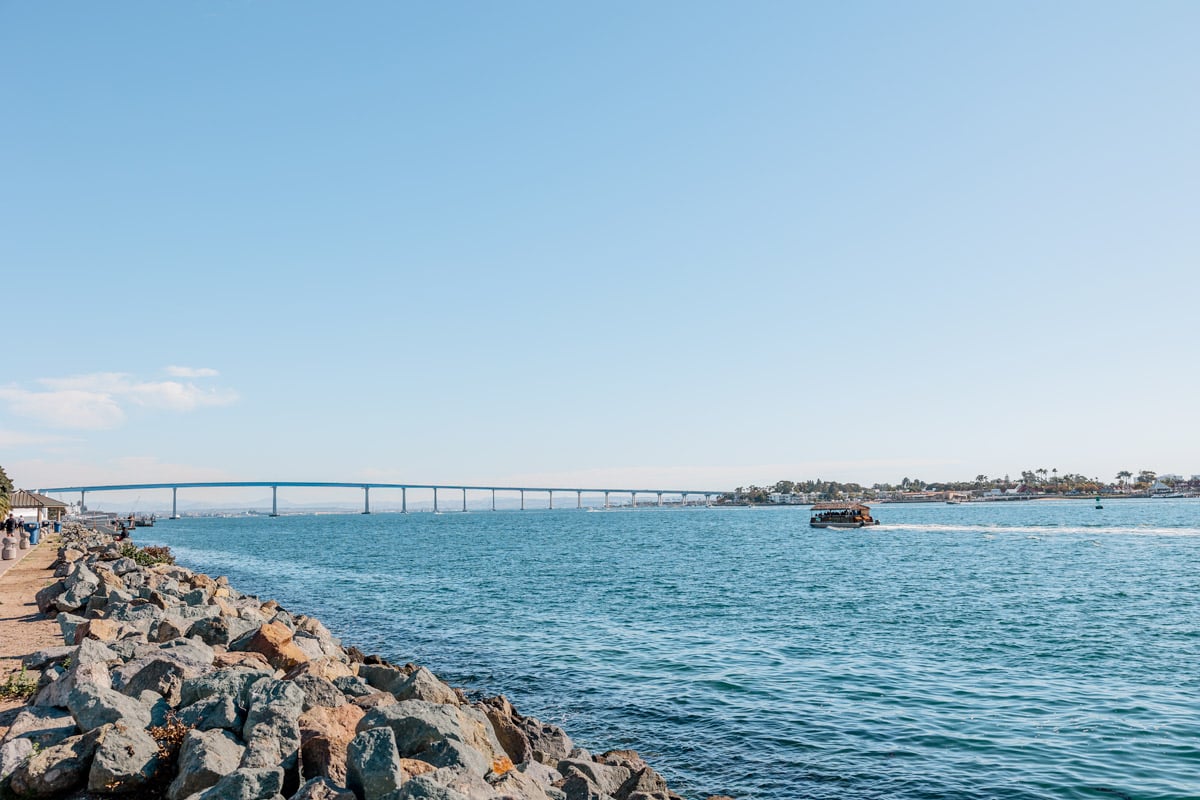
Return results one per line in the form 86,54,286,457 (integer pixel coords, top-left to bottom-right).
434,487,439,513
631,492,637,508
657,492,663,507
520,490,524,511
362,487,370,514
462,488,467,512
548,491,553,510
604,491,609,509
681,493,688,507
491,489,496,511
577,490,582,509
80,490,86,513
171,487,180,519
402,487,407,513
270,486,278,517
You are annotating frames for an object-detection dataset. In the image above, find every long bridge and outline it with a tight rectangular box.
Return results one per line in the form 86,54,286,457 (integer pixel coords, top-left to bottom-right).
35,481,728,519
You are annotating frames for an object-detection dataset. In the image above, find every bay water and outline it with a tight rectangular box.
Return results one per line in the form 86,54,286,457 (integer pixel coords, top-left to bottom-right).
138,498,1200,800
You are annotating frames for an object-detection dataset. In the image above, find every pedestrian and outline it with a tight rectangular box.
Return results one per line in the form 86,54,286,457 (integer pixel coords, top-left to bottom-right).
3,515,13,537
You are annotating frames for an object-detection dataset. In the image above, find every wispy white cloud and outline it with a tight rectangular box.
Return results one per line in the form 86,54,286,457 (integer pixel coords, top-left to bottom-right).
0,429,78,448
165,366,219,378
0,370,238,430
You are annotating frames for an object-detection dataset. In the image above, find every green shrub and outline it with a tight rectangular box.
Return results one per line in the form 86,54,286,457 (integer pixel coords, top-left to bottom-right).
118,542,176,567
0,666,38,701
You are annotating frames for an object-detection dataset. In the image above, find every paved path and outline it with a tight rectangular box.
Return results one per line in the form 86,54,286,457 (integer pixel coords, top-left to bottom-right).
0,536,42,580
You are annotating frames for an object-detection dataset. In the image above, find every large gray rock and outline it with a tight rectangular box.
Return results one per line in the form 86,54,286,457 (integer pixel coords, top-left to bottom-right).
389,667,457,706
178,693,246,732
240,678,305,771
557,759,632,798
111,557,140,575
112,656,188,703
333,676,374,698
8,728,102,797
67,684,152,732
346,727,406,800
88,721,162,793
152,636,217,671
182,667,274,708
380,773,472,800
22,645,77,671
152,616,191,643
291,776,358,800
168,728,246,800
0,737,33,781
189,766,284,800
291,674,346,711
34,656,112,709
356,701,505,774
35,580,67,615
357,664,406,692
58,564,101,610
56,612,89,644
1,706,78,748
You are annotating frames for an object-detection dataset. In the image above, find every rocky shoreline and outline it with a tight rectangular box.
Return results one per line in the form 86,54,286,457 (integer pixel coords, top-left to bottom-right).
0,524,728,800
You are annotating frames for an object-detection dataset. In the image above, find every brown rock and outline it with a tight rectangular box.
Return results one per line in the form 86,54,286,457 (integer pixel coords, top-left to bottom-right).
286,657,355,683
352,692,397,711
214,651,273,670
239,621,309,671
298,704,364,784
72,618,126,644
397,758,436,777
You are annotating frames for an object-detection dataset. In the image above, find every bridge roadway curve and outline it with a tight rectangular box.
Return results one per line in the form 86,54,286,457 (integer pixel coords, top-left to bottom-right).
36,481,728,517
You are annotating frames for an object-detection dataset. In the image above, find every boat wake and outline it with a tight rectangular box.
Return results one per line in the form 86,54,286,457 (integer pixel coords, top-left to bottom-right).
874,523,1200,537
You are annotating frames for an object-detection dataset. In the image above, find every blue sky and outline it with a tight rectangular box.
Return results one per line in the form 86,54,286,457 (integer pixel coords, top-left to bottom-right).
3,1,1198,499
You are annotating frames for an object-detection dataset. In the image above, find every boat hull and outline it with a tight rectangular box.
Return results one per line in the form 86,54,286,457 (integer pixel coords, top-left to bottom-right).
810,521,868,529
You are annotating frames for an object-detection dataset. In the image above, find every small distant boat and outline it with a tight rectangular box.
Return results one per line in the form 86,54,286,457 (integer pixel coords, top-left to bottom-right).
946,498,962,505
810,502,881,529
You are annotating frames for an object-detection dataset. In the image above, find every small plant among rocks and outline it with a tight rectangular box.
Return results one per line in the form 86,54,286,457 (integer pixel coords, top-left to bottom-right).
118,542,176,567
0,666,38,700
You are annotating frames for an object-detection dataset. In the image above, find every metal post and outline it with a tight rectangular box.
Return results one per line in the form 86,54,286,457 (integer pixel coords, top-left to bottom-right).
271,486,278,517
172,487,179,519
402,487,407,513
363,487,370,514
520,490,525,511
462,488,467,512
434,487,439,513
577,490,582,509
548,490,553,510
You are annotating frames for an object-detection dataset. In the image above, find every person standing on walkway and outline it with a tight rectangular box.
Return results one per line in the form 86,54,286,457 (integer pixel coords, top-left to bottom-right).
3,515,13,538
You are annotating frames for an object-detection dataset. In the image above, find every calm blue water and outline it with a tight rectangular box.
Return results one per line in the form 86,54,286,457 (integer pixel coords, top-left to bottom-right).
137,499,1200,800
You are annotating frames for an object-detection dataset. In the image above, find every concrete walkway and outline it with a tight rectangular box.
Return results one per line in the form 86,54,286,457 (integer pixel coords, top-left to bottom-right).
0,536,43,580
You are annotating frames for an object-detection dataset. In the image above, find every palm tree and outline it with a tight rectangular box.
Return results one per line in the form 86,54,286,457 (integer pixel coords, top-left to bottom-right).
1116,470,1132,492
1051,468,1058,490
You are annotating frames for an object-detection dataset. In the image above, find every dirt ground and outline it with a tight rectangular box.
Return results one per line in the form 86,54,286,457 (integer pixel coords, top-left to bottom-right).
0,536,64,732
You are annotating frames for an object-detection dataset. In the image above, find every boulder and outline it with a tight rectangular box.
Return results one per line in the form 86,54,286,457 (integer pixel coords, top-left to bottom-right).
8,728,102,797
291,674,346,711
35,580,67,615
557,759,632,798
67,684,152,732
0,737,34,780
182,667,274,708
291,777,358,800
189,766,284,800
298,704,365,784
356,701,505,777
0,706,78,749
88,721,162,793
389,667,457,706
154,636,217,672
111,557,140,576
358,665,406,693
72,618,132,644
177,694,246,732
168,728,246,800
333,676,374,699
236,621,311,671
347,727,407,800
113,657,188,704
34,656,112,709
22,645,77,671
56,613,89,644
216,651,274,671
192,616,259,647
152,616,191,643
240,677,305,774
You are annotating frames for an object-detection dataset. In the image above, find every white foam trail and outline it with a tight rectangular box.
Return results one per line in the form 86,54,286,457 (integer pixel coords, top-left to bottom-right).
873,523,1200,537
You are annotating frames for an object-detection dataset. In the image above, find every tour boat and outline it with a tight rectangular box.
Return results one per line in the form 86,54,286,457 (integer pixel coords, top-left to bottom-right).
810,502,881,529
